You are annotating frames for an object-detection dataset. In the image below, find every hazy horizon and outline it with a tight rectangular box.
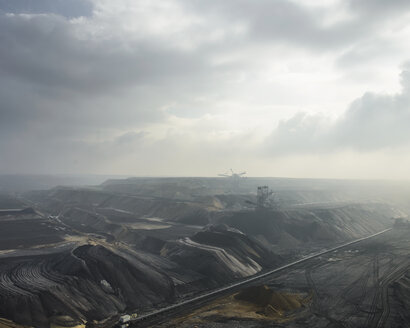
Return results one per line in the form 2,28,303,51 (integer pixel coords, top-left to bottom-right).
2,0,410,179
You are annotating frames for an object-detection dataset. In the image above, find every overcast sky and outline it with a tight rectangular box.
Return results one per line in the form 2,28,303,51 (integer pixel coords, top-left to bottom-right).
1,0,410,179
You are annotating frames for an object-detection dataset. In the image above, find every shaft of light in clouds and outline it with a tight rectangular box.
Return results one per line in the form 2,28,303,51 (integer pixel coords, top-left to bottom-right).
1,0,410,178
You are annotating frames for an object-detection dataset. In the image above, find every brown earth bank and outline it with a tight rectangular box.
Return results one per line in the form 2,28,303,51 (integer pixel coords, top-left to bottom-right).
161,285,310,327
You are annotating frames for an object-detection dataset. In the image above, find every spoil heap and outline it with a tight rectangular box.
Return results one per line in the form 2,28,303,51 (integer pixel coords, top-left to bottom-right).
235,285,306,317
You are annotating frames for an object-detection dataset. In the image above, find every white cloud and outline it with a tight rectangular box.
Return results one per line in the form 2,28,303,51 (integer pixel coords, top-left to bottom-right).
266,67,410,154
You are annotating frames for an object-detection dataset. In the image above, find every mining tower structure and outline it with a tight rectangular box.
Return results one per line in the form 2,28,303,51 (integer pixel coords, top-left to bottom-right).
257,186,274,208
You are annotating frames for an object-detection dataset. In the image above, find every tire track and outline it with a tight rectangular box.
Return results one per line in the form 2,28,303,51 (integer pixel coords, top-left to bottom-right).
305,263,322,314
376,263,410,328
304,262,348,328
0,256,70,297
365,255,406,328
364,254,381,327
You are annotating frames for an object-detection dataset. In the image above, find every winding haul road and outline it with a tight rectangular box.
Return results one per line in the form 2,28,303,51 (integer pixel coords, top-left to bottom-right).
130,228,392,327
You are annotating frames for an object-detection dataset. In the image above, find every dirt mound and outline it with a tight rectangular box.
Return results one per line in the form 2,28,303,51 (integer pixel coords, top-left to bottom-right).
163,227,282,284
221,204,395,251
32,187,212,225
0,318,30,328
168,285,309,326
235,285,304,314
62,208,119,234
0,245,176,328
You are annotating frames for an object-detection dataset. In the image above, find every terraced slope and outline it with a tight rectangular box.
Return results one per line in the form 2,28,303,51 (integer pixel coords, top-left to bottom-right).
222,204,398,252
162,225,282,284
28,188,214,224
2,183,403,328
0,246,175,328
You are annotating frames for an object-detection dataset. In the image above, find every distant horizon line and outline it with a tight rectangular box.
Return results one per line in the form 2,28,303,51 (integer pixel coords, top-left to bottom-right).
0,173,410,183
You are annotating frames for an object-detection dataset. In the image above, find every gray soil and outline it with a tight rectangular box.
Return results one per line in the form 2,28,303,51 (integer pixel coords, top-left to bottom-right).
165,229,410,328
0,178,408,327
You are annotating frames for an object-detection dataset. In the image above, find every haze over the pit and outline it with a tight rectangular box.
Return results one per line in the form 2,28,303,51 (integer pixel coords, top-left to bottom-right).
1,0,410,179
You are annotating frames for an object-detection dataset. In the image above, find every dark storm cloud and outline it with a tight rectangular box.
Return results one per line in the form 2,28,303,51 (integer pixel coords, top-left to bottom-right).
267,67,410,154
182,0,410,51
347,0,410,16
0,5,234,173
184,0,346,49
0,10,220,144
1,0,410,175
0,0,93,18
0,14,209,95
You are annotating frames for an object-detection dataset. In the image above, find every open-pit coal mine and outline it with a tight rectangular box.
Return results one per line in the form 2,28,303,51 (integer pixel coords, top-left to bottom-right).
1,177,410,328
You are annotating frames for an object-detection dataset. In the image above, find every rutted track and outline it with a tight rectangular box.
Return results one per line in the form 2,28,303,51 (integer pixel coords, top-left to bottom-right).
130,228,392,327
375,262,410,328
305,263,322,314
0,257,68,296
